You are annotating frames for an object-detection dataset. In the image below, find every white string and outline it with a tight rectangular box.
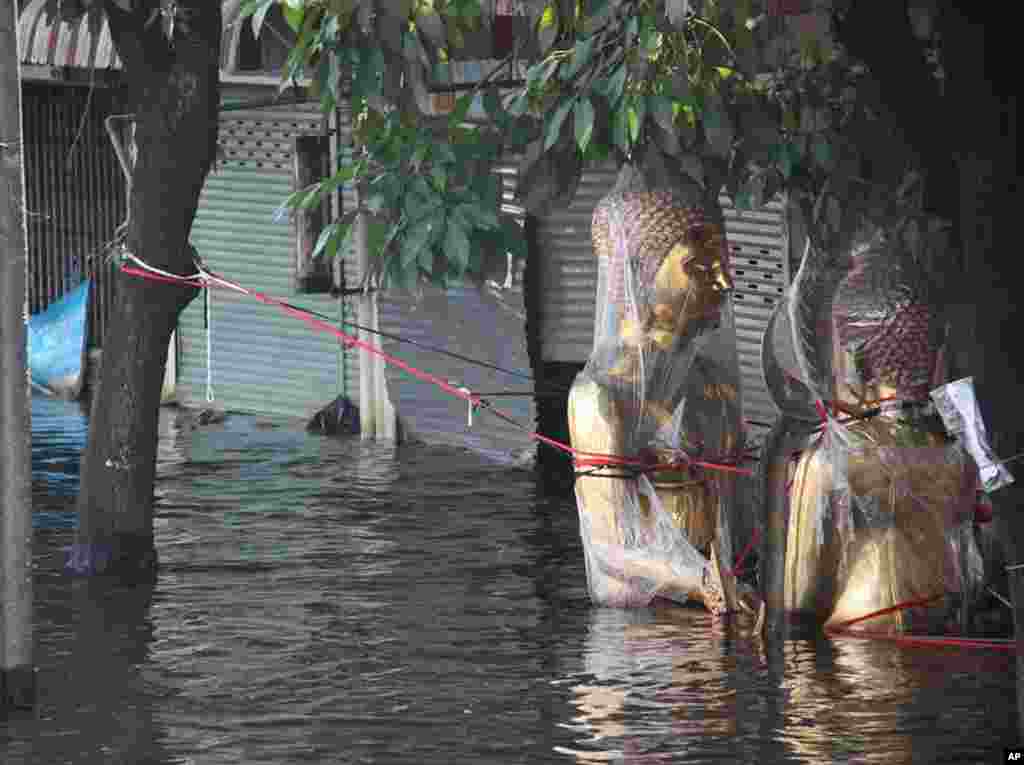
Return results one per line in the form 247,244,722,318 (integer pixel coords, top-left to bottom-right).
205,282,214,403
458,386,474,427
123,251,203,283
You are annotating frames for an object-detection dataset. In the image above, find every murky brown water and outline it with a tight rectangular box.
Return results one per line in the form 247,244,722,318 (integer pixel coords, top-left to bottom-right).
1,396,1018,764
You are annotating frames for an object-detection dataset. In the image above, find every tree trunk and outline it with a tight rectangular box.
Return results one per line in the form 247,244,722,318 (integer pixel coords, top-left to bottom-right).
839,0,1021,729
65,1,220,576
0,0,35,707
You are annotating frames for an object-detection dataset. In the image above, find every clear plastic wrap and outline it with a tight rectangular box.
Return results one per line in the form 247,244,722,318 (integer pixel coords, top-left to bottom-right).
774,225,983,632
930,377,1014,493
568,190,749,612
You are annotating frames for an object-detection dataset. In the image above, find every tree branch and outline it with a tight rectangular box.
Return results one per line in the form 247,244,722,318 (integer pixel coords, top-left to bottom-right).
834,0,953,219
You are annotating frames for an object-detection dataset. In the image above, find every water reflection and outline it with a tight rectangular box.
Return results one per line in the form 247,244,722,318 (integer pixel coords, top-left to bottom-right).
30,395,89,531
4,397,1018,764
554,607,1016,764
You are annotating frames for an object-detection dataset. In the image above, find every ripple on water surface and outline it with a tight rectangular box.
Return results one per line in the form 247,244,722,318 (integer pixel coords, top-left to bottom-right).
5,397,1018,764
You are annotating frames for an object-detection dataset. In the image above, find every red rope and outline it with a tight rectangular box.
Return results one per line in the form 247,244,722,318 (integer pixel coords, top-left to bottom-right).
121,263,758,476
121,266,201,288
823,594,1018,652
728,527,761,578
826,593,945,632
830,630,1015,652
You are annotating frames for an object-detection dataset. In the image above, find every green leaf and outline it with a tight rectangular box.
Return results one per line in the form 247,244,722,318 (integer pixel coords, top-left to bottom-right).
366,219,391,260
444,218,471,275
564,35,596,80
449,92,475,126
625,15,638,45
703,97,733,158
812,136,833,169
632,96,647,140
539,3,556,30
400,215,438,269
245,0,276,38
312,224,337,260
455,201,499,230
626,106,640,144
364,193,387,215
418,239,434,272
715,66,735,79
639,15,660,53
354,46,384,104
431,163,448,192
507,90,530,118
545,97,575,152
482,88,505,125
648,94,675,132
607,64,627,104
283,2,304,34
498,215,527,261
538,3,558,51
587,0,616,27
574,96,595,153
612,106,630,152
583,140,610,162
778,142,799,179
315,53,339,111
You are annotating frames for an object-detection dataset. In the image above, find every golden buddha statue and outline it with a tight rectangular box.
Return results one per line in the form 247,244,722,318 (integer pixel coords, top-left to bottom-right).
568,189,755,614
775,244,975,633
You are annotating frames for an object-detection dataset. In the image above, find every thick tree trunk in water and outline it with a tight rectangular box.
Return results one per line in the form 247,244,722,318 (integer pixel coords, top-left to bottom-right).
66,2,219,576
839,0,1021,727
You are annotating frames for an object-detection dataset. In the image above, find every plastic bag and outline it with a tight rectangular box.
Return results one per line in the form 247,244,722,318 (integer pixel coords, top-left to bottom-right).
777,223,980,631
569,190,748,611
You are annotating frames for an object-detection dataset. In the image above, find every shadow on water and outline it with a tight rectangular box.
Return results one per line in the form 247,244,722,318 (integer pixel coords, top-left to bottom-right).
2,396,1018,764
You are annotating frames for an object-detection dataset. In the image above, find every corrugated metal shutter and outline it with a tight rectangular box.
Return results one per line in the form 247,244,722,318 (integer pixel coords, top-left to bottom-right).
22,82,128,348
534,168,789,431
19,0,248,72
534,161,619,363
177,100,358,419
722,197,789,433
376,157,535,463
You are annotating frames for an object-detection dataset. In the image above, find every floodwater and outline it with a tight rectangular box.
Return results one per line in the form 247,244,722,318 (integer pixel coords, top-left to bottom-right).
2,395,1019,764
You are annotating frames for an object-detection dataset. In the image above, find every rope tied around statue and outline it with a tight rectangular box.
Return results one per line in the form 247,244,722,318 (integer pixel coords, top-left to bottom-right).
117,249,757,480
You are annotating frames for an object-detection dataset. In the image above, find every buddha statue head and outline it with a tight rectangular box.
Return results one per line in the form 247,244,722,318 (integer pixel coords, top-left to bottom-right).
592,190,734,355
832,244,944,405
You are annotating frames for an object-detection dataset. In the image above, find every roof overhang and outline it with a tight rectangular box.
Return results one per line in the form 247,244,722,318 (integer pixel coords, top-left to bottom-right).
17,0,276,83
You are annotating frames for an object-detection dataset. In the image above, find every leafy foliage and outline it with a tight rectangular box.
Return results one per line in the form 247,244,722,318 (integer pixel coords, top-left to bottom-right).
237,0,928,289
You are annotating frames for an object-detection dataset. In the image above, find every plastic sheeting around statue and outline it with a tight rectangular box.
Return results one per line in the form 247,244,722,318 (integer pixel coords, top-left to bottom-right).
768,223,986,632
568,190,750,613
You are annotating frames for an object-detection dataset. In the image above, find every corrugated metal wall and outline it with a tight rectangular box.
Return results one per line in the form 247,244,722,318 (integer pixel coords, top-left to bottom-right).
533,161,618,363
378,284,535,463
722,197,789,433
376,158,534,462
22,82,129,348
177,98,358,419
534,165,789,433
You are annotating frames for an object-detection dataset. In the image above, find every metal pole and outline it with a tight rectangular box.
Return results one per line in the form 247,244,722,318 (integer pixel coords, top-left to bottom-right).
355,207,375,440
0,1,36,710
1009,561,1024,736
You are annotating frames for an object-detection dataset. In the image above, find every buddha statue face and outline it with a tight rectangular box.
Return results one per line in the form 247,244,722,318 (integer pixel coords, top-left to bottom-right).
651,226,734,328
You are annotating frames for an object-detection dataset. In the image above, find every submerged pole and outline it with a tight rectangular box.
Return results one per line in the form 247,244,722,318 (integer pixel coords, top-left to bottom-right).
1009,560,1024,736
0,0,36,710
